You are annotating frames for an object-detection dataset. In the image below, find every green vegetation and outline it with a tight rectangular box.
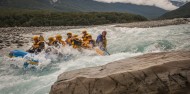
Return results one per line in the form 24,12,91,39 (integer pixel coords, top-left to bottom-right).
0,9,147,27
159,2,190,19
0,0,166,19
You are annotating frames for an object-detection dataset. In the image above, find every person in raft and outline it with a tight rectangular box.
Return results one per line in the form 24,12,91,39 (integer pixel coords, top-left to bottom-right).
54,34,66,48
27,35,45,54
96,31,107,51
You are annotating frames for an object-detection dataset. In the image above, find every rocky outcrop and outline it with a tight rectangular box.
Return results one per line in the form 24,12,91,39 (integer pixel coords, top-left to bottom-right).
50,51,190,94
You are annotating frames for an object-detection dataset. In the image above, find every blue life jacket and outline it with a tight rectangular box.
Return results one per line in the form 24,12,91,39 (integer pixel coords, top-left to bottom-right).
9,50,28,58
96,34,103,44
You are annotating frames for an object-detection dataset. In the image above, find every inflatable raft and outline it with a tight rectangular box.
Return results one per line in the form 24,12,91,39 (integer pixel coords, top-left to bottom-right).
9,50,39,68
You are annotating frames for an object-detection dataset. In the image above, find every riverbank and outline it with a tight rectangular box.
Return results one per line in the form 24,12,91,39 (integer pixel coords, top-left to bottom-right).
50,51,190,94
116,18,190,28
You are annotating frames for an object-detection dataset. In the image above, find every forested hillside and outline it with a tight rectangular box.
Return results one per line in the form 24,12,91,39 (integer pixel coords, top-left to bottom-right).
0,9,147,27
159,2,190,19
0,0,167,18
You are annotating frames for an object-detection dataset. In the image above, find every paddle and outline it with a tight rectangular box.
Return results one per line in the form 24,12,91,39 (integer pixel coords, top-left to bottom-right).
104,50,110,55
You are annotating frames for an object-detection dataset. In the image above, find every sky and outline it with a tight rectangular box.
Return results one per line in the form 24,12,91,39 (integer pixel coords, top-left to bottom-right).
93,0,189,10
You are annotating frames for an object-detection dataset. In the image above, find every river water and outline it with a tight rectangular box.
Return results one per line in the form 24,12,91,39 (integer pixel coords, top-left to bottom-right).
0,24,190,94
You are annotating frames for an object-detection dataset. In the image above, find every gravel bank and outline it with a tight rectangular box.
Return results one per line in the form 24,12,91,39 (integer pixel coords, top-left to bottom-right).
116,18,190,28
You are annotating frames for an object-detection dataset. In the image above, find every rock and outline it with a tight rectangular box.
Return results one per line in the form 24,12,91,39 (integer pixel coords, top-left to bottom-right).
5,40,10,43
17,40,24,43
50,51,190,94
15,33,20,36
14,40,19,44
24,40,29,43
187,18,190,22
0,40,3,43
0,43,3,49
11,40,16,43
17,43,23,47
5,43,11,47
0,44,4,47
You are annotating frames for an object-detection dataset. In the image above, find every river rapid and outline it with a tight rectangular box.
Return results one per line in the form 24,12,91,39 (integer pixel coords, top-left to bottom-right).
0,23,190,94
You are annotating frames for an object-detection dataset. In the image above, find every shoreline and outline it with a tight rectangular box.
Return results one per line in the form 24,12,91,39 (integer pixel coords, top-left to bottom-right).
115,18,190,28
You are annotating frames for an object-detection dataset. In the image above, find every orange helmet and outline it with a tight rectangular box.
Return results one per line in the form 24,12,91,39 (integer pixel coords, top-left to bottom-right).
39,35,45,41
48,37,55,41
33,35,39,41
67,32,72,36
55,34,62,39
87,34,92,37
73,34,78,38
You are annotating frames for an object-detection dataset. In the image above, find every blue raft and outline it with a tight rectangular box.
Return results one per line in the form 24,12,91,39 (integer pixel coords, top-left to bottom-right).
9,50,39,68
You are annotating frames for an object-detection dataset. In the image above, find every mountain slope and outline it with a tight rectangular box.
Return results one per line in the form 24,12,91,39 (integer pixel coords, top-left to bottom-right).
0,0,168,19
159,2,190,19
171,1,186,7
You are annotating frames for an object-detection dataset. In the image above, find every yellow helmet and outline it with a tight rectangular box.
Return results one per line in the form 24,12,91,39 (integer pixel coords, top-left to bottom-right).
33,35,39,41
48,37,55,41
55,34,62,39
39,35,45,41
82,30,87,34
87,34,92,38
75,38,80,41
67,32,72,35
73,34,78,37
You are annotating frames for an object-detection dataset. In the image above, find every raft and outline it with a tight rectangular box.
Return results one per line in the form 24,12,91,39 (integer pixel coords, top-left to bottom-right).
95,47,110,56
95,48,105,56
9,50,39,68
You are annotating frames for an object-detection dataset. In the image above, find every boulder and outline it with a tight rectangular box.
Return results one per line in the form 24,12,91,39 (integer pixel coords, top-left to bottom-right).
17,40,25,43
0,44,4,47
5,40,10,43
17,43,23,47
5,43,11,47
11,40,16,44
0,40,3,43
50,51,190,94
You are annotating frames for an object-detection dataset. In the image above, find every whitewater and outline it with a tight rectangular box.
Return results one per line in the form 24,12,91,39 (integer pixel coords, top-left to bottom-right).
0,23,190,94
